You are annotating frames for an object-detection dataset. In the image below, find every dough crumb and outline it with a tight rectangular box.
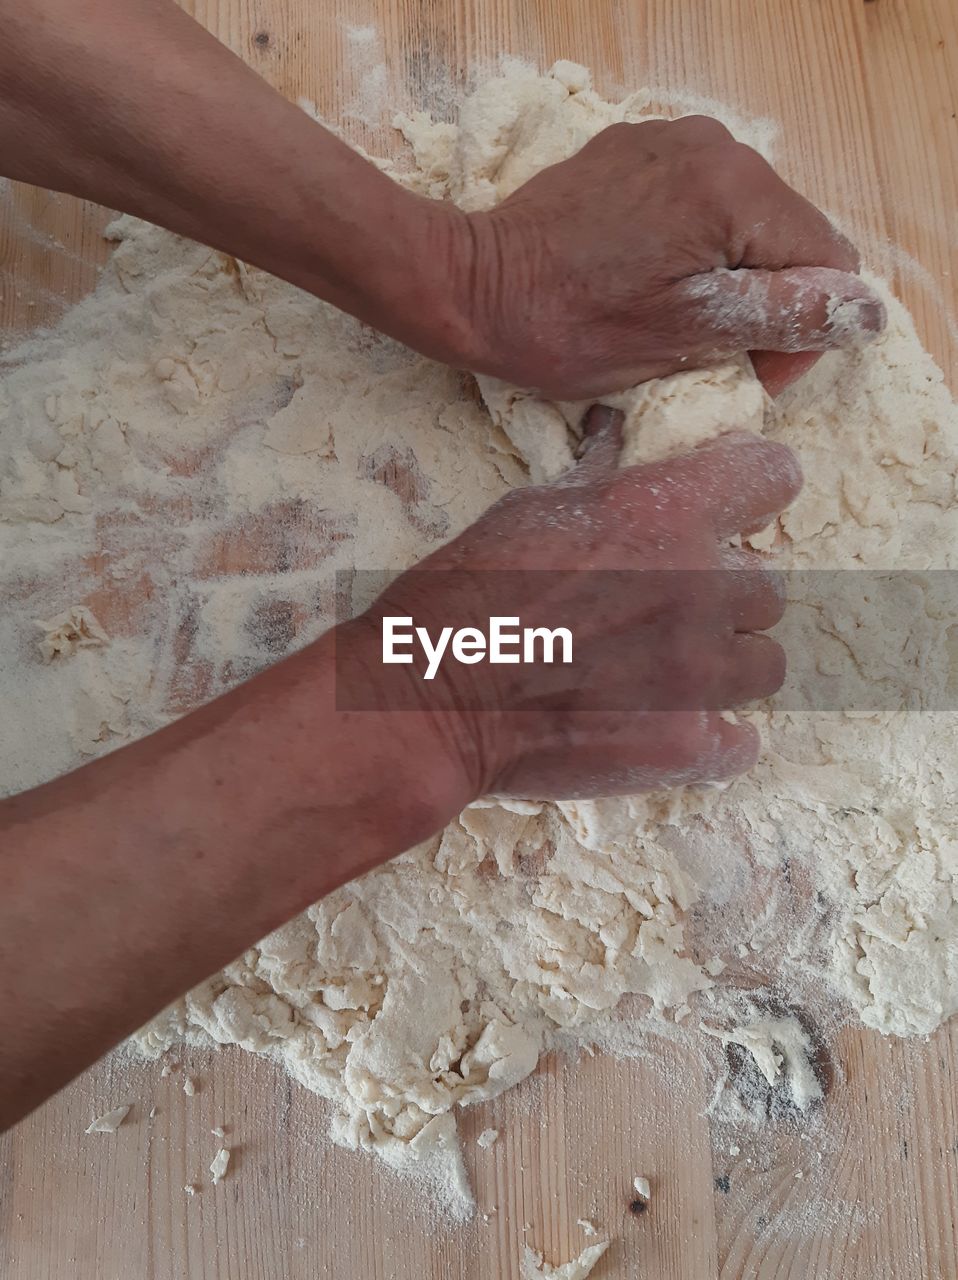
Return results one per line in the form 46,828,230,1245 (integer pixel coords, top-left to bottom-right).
549,59,591,94
35,605,109,662
521,1241,610,1279
184,1183,198,1197
704,1012,823,1111
85,1105,130,1134
210,1147,231,1184
477,1128,499,1149
211,1125,226,1139
182,1077,196,1097
577,1219,598,1237
632,1175,651,1204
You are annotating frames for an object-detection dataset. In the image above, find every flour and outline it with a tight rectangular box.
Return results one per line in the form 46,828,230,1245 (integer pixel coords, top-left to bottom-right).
702,1010,824,1111
1,60,958,1218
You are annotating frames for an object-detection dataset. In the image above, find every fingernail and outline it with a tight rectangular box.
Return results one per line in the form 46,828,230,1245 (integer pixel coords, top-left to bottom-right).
583,404,621,438
826,293,887,345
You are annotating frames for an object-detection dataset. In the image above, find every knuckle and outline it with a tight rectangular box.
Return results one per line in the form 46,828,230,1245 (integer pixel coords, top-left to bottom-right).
674,114,735,145
593,120,638,148
832,228,862,273
491,487,527,514
710,140,768,194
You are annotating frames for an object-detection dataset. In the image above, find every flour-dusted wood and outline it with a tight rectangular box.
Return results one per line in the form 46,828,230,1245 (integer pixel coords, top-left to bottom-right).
1,3,956,1278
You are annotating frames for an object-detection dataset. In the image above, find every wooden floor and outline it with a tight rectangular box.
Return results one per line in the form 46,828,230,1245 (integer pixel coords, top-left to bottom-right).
2,2,957,1277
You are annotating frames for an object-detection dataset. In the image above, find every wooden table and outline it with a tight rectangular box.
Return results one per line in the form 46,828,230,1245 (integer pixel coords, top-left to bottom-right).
2,2,957,1277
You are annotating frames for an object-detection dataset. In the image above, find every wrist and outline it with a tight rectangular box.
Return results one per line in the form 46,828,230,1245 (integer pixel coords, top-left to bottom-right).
350,187,482,369
331,616,486,825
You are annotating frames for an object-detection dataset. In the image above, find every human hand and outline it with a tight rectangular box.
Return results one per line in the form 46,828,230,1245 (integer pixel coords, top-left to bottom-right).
451,118,884,399
345,411,802,801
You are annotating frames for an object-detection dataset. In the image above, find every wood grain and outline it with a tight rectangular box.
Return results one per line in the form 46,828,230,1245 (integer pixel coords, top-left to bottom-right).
1,2,956,1278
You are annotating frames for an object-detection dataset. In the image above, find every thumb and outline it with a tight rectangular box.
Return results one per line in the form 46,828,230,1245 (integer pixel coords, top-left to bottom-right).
749,350,824,398
565,405,625,483
684,265,886,355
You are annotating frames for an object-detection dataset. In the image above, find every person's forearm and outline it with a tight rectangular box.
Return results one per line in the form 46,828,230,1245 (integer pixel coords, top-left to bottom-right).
0,629,472,1131
0,0,473,363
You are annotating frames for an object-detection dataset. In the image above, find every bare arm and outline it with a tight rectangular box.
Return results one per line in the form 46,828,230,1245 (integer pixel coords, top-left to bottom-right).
0,0,883,398
0,423,800,1131
0,630,474,1130
0,0,473,364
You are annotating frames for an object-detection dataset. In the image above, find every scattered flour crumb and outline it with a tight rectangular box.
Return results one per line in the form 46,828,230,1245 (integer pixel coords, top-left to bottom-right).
210,1147,231,1184
85,1105,130,1135
184,1183,198,1197
704,1013,823,1110
182,1077,196,1097
35,605,108,661
577,1219,598,1237
477,1128,499,1149
521,1241,611,1279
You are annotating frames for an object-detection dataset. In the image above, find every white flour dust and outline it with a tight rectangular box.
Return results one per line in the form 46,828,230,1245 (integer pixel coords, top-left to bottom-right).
2,61,958,1219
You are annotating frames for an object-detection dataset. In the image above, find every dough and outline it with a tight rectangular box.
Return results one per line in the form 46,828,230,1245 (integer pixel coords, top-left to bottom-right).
521,1241,610,1280
35,604,109,662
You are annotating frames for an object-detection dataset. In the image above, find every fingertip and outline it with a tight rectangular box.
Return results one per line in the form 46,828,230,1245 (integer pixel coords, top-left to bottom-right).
822,289,887,347
687,430,803,497
784,267,887,351
709,713,761,777
570,405,625,481
676,431,802,536
759,437,804,500
582,404,624,440
826,224,862,275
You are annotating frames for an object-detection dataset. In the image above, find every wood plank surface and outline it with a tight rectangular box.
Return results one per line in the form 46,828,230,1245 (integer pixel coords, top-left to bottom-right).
1,2,956,1278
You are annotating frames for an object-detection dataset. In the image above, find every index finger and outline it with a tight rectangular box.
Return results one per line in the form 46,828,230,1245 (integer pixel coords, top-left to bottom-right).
630,432,804,538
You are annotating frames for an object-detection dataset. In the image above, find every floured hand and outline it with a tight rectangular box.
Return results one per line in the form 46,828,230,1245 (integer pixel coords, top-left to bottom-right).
453,116,885,399
349,415,802,800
